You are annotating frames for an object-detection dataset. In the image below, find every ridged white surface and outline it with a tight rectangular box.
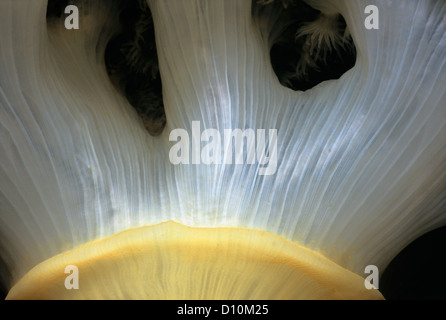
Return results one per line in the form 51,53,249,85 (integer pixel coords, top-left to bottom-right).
0,0,445,289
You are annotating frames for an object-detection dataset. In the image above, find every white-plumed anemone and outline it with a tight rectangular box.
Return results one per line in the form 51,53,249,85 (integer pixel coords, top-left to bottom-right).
0,0,445,299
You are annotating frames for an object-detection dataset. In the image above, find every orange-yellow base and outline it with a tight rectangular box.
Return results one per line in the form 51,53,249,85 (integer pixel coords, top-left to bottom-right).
7,221,384,300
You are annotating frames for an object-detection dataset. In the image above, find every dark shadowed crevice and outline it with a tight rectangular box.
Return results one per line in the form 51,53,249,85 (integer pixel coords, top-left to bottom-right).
47,0,165,137
104,0,165,136
253,0,357,92
46,0,71,19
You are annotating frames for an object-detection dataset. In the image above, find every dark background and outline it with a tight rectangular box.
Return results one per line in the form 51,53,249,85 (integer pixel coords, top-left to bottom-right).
379,226,446,299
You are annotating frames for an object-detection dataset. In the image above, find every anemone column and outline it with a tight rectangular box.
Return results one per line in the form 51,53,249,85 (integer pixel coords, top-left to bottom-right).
0,0,445,299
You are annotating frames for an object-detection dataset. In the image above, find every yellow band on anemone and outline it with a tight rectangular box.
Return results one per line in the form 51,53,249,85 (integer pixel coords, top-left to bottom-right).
6,221,384,300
